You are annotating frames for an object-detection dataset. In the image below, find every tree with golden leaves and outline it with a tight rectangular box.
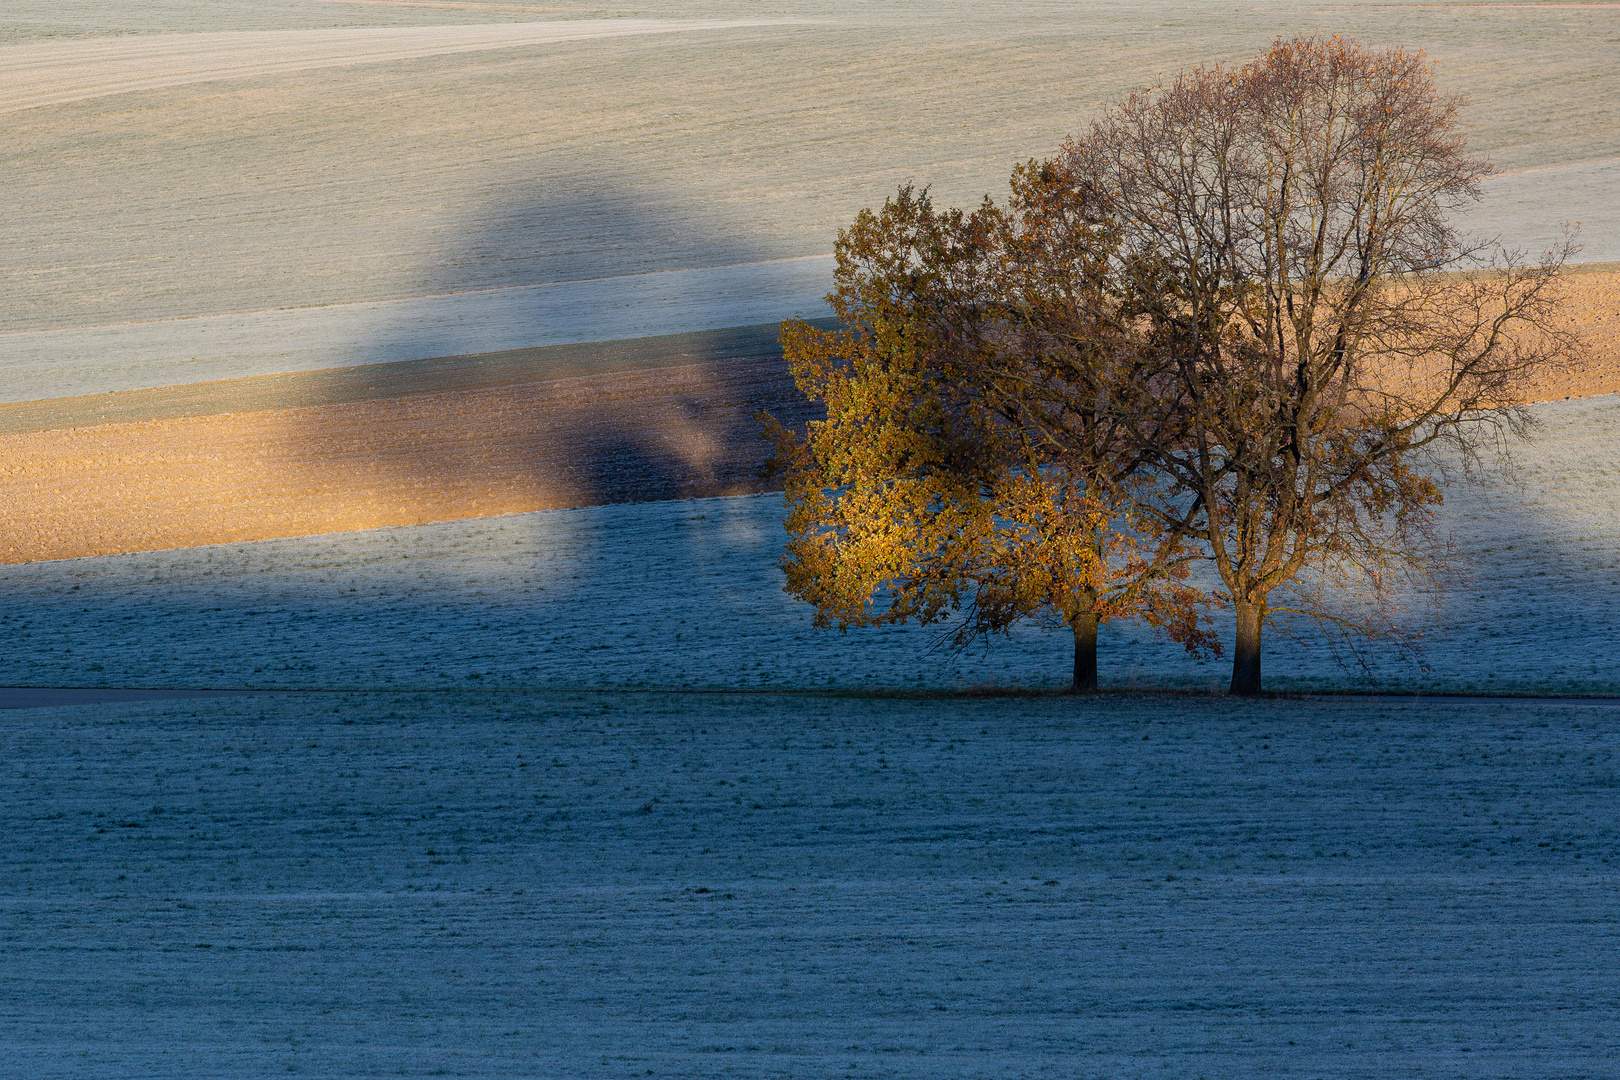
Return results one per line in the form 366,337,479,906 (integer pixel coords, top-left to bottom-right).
764,176,1214,692
1064,34,1582,694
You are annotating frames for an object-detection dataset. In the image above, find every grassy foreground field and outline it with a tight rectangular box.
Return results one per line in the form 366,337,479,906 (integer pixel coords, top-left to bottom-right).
4,689,1617,1077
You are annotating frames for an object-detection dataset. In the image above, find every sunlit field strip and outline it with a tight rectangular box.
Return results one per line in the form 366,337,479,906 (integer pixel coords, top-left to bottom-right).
0,19,799,114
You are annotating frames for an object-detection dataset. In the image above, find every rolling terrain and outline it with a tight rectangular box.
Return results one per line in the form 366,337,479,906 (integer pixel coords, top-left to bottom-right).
3,2,1616,565
3,7,1618,1076
5,1,1617,387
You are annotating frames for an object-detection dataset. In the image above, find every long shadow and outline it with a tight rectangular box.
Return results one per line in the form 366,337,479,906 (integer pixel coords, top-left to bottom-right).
269,182,833,515
0,183,842,564
1238,392,1620,694
7,231,1615,696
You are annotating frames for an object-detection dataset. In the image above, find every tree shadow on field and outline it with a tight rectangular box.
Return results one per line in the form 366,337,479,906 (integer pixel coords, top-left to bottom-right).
1403,393,1620,694
6,243,1617,697
1226,392,1620,695
273,178,833,526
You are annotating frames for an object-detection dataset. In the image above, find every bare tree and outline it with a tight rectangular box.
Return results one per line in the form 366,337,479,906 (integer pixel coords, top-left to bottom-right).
1064,35,1582,694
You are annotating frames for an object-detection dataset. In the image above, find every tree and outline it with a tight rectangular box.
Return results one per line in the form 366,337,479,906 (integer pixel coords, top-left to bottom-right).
764,177,1213,692
1063,34,1582,694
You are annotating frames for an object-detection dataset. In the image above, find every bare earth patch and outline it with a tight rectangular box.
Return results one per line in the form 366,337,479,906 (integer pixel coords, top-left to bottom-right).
0,271,1614,565
1542,265,1620,398
0,353,815,564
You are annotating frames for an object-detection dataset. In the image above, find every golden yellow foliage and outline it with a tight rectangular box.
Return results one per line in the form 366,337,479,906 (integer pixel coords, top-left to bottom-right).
764,184,1216,691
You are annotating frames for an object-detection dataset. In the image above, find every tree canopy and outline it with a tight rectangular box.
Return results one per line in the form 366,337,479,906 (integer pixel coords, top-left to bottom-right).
765,177,1212,692
769,35,1581,695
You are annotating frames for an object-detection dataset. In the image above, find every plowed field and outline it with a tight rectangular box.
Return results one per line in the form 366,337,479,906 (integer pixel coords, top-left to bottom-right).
0,271,1614,566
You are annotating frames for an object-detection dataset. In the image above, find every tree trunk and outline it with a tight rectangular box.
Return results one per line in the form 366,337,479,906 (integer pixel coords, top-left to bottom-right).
1070,611,1099,693
1230,600,1263,696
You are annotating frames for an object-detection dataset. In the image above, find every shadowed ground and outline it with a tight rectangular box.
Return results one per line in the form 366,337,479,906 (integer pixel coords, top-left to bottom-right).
0,321,817,435
0,322,834,564
3,689,1617,1077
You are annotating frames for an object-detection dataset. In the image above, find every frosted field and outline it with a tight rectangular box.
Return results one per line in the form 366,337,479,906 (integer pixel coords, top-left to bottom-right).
0,257,835,402
4,12,1618,1074
3,0,1617,398
1,393,1616,696
5,689,1620,1078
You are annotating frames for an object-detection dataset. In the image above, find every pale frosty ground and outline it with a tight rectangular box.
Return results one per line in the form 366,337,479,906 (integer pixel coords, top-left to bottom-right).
0,258,835,402
1,395,1616,697
4,1,1617,399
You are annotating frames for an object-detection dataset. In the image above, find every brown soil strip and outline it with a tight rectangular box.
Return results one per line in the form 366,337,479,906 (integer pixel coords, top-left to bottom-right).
1538,265,1620,399
0,274,1613,567
0,351,818,565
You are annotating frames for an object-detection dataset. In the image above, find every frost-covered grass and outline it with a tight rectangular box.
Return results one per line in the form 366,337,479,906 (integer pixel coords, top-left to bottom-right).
3,1,1615,398
1,395,1615,696
4,688,1619,1077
